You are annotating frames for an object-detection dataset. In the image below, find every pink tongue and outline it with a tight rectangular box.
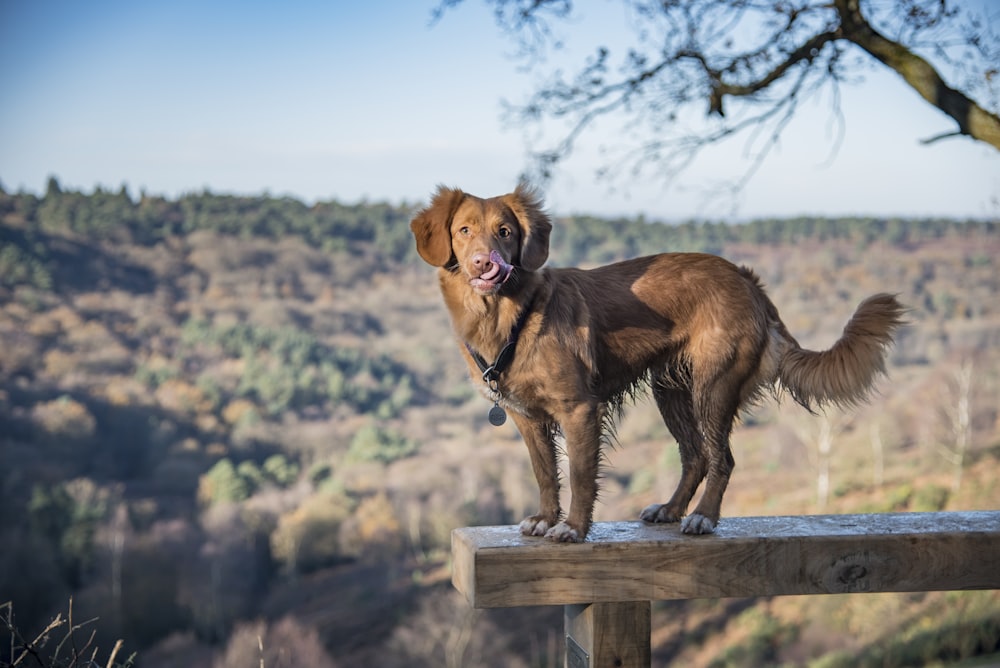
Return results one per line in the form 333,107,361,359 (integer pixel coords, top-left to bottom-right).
480,262,501,281
487,250,512,281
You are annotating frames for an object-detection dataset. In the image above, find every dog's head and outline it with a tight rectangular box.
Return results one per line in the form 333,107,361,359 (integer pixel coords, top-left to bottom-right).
410,184,551,296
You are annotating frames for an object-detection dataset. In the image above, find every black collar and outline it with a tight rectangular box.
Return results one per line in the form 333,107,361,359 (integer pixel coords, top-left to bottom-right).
465,296,535,385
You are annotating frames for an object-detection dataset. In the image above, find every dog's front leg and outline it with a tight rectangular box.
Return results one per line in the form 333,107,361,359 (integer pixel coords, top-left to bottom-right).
546,403,602,543
510,412,562,537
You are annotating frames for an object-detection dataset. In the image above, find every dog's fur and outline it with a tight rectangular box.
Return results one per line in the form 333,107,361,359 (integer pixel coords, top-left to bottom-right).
411,184,906,542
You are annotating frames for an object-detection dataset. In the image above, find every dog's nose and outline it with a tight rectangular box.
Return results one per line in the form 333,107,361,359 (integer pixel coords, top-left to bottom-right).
471,252,493,273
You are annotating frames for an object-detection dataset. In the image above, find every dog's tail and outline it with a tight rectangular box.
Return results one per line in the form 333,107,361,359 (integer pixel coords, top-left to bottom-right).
778,294,907,411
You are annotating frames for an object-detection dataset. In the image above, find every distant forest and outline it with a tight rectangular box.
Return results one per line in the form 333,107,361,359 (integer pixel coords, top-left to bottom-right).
2,178,996,292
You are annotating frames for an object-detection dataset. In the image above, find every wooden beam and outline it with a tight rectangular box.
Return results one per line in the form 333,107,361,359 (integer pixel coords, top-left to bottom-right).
451,511,1000,609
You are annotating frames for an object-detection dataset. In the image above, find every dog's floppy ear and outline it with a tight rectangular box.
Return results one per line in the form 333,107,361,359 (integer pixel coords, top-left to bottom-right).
503,182,551,271
410,186,466,267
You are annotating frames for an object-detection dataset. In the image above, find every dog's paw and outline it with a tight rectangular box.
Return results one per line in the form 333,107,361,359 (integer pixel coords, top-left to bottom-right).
639,503,682,524
519,515,553,537
680,513,716,535
544,521,583,543
639,503,681,524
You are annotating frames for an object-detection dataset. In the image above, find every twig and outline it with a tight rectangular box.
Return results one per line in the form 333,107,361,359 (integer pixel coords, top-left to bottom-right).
15,613,65,667
4,601,128,668
105,640,124,668
920,130,963,144
51,599,99,668
67,597,78,666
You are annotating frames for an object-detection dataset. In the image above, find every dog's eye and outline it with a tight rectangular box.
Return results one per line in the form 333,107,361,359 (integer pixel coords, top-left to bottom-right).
498,227,511,238
458,226,471,236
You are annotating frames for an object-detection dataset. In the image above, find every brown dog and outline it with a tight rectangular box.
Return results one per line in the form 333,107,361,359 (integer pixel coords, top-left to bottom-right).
410,184,906,542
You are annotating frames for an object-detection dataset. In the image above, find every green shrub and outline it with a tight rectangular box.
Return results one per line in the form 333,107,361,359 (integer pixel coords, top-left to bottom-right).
197,459,251,505
912,484,949,512
178,318,418,416
0,242,52,289
346,424,418,464
263,454,299,487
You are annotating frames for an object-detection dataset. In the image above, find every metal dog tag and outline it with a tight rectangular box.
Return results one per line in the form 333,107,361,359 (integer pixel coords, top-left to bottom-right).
488,403,507,427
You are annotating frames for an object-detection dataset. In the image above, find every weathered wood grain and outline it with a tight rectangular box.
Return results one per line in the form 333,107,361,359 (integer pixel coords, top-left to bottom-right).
564,602,651,668
451,511,1000,608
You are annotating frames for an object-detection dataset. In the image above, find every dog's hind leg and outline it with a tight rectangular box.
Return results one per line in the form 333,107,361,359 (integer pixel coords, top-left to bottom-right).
640,384,707,525
680,382,740,535
511,412,562,537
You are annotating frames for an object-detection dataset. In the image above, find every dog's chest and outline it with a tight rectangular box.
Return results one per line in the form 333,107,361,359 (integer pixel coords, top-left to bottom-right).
475,381,532,417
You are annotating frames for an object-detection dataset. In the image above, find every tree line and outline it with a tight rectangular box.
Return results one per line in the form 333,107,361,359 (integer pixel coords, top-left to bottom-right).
1,178,995,290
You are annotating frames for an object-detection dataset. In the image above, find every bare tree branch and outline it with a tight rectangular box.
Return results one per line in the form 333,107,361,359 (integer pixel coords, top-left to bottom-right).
436,0,999,198
834,0,1000,149
700,30,840,116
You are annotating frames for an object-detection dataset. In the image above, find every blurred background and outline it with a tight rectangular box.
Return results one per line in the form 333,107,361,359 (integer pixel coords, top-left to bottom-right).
1,1,998,666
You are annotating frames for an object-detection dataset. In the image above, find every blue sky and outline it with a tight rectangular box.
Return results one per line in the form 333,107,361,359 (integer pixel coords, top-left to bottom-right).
1,0,997,220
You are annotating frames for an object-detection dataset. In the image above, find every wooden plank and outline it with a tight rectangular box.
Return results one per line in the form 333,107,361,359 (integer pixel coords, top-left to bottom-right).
451,511,1000,608
564,601,651,668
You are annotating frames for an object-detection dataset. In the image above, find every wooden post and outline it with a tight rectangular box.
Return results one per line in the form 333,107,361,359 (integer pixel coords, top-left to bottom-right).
451,511,1000,667
564,601,650,668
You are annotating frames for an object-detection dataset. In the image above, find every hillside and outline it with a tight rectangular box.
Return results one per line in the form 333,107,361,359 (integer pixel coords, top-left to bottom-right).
1,182,998,667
